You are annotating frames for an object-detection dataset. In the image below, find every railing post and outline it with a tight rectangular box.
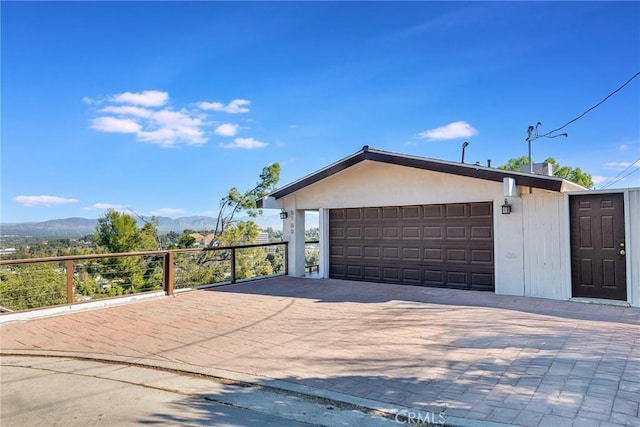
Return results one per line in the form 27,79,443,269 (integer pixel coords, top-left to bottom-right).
284,242,289,275
66,260,74,304
230,248,236,284
164,252,174,296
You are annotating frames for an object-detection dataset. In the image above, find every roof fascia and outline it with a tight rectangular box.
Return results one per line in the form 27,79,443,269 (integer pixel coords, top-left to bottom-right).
260,147,572,205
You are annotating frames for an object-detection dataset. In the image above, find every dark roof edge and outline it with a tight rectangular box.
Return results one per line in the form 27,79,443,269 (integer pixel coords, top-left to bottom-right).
260,146,574,204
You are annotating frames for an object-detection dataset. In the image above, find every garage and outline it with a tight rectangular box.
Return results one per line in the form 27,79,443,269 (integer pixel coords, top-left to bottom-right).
329,202,494,291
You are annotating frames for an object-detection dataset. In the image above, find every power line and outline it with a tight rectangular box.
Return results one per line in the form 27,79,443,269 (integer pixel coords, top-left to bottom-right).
601,167,640,190
598,158,640,189
541,70,640,138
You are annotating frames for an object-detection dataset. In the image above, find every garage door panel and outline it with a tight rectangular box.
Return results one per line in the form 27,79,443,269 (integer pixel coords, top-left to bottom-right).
330,263,345,276
364,227,380,238
471,203,492,217
383,267,400,282
364,266,381,280
346,209,362,221
446,204,466,218
329,202,494,291
446,271,468,285
346,265,363,279
424,226,443,239
402,247,421,261
471,249,493,264
330,227,345,238
346,246,362,258
383,227,400,238
403,268,421,284
425,248,443,261
446,226,466,239
471,225,492,239
383,207,400,219
382,247,400,260
402,206,421,219
424,269,444,284
471,273,494,289
364,208,380,220
330,209,345,221
446,248,467,262
423,205,444,218
403,226,420,239
331,245,345,257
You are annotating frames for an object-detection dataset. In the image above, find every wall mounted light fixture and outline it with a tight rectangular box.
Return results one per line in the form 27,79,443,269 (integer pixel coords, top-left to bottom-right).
279,209,288,220
501,199,512,215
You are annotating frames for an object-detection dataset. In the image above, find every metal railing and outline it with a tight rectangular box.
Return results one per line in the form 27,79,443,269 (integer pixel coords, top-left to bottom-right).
305,239,320,274
0,242,288,313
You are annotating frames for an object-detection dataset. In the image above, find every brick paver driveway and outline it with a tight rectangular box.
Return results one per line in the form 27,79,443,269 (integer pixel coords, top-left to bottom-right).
2,277,639,426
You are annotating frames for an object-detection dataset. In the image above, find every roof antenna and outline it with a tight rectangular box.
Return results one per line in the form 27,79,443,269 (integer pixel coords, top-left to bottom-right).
526,122,567,173
461,141,469,163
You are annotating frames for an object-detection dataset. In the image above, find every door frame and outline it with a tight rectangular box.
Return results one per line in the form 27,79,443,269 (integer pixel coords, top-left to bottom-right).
563,189,631,304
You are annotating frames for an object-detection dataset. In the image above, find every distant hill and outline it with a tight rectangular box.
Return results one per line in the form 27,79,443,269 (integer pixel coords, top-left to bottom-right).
1,214,283,238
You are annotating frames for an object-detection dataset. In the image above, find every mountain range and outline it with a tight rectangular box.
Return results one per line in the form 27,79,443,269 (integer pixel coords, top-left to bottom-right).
1,214,284,238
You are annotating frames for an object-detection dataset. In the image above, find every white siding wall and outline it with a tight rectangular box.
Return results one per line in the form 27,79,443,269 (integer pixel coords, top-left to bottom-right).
277,161,640,305
628,189,640,307
522,194,569,300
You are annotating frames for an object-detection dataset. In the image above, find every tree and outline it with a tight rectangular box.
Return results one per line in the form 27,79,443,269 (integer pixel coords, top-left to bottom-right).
0,263,67,310
178,233,196,249
498,156,594,188
198,163,280,267
212,163,281,240
92,210,162,293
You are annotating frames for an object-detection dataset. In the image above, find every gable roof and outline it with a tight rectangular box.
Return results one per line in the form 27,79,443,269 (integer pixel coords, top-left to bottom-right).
259,146,584,206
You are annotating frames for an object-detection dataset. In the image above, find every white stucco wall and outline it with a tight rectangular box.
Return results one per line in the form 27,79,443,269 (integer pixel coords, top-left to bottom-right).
280,161,536,291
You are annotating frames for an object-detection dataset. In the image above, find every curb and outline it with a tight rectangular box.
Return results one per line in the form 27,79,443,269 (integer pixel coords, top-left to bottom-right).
0,349,513,427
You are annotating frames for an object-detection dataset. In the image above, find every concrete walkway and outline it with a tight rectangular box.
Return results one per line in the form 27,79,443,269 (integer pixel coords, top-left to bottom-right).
1,277,639,426
1,355,397,427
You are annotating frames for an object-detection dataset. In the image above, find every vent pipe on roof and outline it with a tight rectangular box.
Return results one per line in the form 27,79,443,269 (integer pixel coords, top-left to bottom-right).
461,141,469,163
487,159,492,168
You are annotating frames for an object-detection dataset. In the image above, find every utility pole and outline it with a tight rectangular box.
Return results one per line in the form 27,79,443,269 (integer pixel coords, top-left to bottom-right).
525,122,567,174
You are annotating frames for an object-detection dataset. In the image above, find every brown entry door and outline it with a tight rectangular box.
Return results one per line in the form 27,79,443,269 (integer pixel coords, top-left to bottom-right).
570,193,626,300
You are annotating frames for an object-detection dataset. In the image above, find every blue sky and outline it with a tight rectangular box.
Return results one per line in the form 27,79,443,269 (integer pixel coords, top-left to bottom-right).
2,1,639,223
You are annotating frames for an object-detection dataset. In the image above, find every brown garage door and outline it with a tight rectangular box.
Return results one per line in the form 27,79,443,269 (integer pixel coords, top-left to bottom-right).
329,202,494,291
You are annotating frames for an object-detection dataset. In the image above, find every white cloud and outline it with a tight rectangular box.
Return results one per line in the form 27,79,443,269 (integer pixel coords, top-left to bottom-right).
419,121,477,140
99,105,154,119
83,203,127,211
605,161,638,169
196,99,250,114
87,92,260,147
592,176,609,185
221,137,267,149
620,144,629,150
90,103,206,146
14,195,79,207
110,90,168,107
215,123,239,137
150,208,186,217
91,117,142,133
82,96,103,105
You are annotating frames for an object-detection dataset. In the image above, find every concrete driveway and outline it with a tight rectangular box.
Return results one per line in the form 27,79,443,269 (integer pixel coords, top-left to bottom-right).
1,277,639,426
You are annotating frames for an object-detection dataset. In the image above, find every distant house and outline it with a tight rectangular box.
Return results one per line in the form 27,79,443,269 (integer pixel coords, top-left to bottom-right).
189,233,215,246
260,146,639,308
